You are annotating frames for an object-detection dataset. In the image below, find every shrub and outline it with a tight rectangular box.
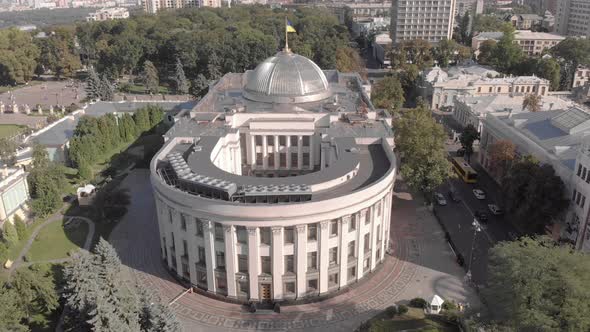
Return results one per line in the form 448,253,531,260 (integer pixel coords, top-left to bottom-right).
2,221,18,245
385,305,397,318
410,297,428,309
398,304,409,315
441,309,461,323
13,215,27,240
442,300,457,311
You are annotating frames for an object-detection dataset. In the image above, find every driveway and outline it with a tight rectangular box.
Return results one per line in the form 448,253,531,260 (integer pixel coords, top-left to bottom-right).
109,169,480,331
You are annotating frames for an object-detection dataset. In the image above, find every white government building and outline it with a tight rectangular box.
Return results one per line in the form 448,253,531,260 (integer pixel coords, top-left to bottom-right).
150,50,397,302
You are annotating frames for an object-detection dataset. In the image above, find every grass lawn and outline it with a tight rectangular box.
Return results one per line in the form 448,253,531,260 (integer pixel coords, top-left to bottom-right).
121,83,171,95
28,219,89,262
369,308,459,332
0,124,24,139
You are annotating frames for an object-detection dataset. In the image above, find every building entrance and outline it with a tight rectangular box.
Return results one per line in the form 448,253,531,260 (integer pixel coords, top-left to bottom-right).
260,283,271,301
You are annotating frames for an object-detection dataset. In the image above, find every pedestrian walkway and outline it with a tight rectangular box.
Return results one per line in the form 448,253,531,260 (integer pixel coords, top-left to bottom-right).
109,170,481,332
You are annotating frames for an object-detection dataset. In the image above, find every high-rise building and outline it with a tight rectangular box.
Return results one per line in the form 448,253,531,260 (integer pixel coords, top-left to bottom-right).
455,0,483,17
142,0,218,14
556,0,590,37
390,0,457,44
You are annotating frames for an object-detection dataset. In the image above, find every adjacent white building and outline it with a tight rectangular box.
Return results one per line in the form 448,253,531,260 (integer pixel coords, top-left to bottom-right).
0,167,30,227
142,0,215,14
86,7,130,21
480,106,590,251
472,30,565,56
390,0,457,44
150,50,396,302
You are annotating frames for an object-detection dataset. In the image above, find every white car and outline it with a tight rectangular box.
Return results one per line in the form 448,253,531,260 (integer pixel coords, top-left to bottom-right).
434,193,447,206
472,189,486,200
488,204,504,215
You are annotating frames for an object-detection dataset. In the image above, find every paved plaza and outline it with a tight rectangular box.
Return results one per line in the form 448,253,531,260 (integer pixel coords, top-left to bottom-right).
109,170,481,332
0,80,85,108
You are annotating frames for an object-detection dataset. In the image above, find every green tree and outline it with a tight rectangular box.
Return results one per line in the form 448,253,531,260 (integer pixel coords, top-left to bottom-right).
0,137,17,166
100,74,115,101
13,214,27,240
189,74,209,99
143,60,159,95
492,24,523,72
485,236,590,330
85,66,102,100
459,124,480,162
77,156,92,181
2,220,18,245
336,46,366,78
433,39,471,67
138,287,181,332
502,157,568,232
535,58,560,91
12,264,59,326
477,39,497,65
395,104,452,193
28,144,66,217
173,58,189,95
473,14,506,33
458,12,471,45
31,143,49,169
487,139,516,180
0,286,27,331
522,93,542,113
551,38,590,89
0,28,40,85
371,76,405,111
35,26,81,78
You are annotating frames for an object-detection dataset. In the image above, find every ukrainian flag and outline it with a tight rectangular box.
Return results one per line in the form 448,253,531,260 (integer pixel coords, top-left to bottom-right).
287,20,296,33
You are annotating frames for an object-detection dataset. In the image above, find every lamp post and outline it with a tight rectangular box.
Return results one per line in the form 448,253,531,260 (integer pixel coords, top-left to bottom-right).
466,219,482,282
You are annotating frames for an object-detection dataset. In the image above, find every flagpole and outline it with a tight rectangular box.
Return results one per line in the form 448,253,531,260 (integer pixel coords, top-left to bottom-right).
285,16,289,52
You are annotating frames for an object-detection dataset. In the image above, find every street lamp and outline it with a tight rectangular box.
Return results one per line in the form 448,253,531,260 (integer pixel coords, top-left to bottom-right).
466,219,482,282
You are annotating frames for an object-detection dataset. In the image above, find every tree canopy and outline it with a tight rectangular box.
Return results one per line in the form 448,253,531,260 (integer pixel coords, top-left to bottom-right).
459,124,479,161
371,76,405,111
485,236,590,330
0,28,39,85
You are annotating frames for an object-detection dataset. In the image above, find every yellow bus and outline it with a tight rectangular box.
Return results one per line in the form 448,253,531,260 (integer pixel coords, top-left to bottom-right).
451,157,477,183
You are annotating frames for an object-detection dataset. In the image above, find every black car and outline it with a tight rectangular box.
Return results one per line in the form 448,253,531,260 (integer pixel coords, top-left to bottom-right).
474,210,488,223
448,190,461,202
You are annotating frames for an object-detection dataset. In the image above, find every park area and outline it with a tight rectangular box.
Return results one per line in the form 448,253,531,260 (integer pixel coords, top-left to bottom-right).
367,307,460,332
27,218,88,262
0,124,25,138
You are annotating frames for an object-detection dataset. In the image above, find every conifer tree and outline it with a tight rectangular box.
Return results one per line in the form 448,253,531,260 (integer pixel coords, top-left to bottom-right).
13,214,27,240
173,58,189,95
143,60,159,94
85,66,102,100
77,156,92,181
138,287,181,332
100,75,115,101
2,221,18,245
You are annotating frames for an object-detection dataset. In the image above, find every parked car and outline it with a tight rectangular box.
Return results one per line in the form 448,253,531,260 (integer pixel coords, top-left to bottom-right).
488,204,504,215
434,192,447,206
472,189,486,200
448,190,461,202
474,210,488,223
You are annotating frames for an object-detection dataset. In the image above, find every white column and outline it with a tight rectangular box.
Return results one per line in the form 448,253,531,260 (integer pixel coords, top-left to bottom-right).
318,220,330,294
356,209,366,279
381,193,391,261
203,220,217,292
249,134,256,168
297,135,303,170
247,227,260,300
295,225,307,298
262,135,268,170
274,135,280,170
309,135,314,170
286,135,292,169
271,227,284,300
224,225,238,298
370,203,378,271
339,216,349,287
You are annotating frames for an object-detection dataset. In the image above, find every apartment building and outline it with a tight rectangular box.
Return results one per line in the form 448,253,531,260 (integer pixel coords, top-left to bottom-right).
556,0,590,37
142,0,215,14
390,0,457,44
472,30,565,56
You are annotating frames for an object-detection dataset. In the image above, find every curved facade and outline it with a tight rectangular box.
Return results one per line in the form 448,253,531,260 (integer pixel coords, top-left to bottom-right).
151,51,397,302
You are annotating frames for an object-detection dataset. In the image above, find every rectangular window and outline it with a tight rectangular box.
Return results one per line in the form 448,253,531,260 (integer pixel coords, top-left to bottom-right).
330,220,338,237
255,135,262,146
349,215,356,231
267,135,274,145
260,227,271,245
280,153,286,167
284,227,294,244
279,136,286,146
268,153,275,167
364,233,370,252
290,135,298,146
291,152,298,166
308,224,317,241
329,247,338,265
307,252,318,270
587,172,590,184
328,273,339,286
376,248,381,261
376,202,382,217
307,279,318,291
215,223,224,241
365,209,371,225
584,167,588,180
364,257,370,270
196,219,203,237
198,246,206,266
238,254,248,273
216,251,225,270
348,241,355,258
169,209,173,224
574,189,578,201
182,240,188,256
488,87,492,92
261,256,271,274
238,281,249,295
377,225,381,242
302,136,310,146
180,214,186,231
197,270,207,286
284,282,295,294
216,277,227,291
582,196,586,209
236,226,247,244
576,192,581,205
285,255,294,273
348,266,356,280
256,153,263,166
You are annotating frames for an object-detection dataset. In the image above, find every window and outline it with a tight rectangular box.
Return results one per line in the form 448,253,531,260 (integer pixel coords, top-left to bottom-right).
497,87,501,92
302,136,310,146
365,209,371,224
364,257,370,270
284,227,294,244
197,271,207,286
169,209,173,224
260,227,271,245
285,255,294,273
576,192,581,205
216,277,227,291
329,273,339,286
308,224,317,241
279,136,286,146
377,225,381,242
364,233,370,252
290,135,298,146
267,135,274,145
180,214,186,230
285,282,295,294
255,136,262,146
256,153,263,166
216,251,225,270
196,219,203,237
307,279,318,291
583,167,587,180
348,266,356,280
215,223,223,241
238,281,249,295
348,241,356,258
329,247,338,265
236,226,247,244
182,240,188,256
582,195,587,208
291,152,298,166
330,220,338,237
376,202,382,217
307,252,318,270
488,87,492,93
574,189,578,201
477,87,481,93
349,215,356,231
238,254,248,273
198,246,206,266
261,256,271,274
376,248,381,261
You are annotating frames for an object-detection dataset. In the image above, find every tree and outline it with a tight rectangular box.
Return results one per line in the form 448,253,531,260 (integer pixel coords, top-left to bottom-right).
459,124,480,162
143,60,159,95
0,286,27,331
472,14,506,33
487,139,515,180
2,220,18,245
535,58,560,91
477,39,497,65
0,137,17,166
395,104,452,193
522,93,542,113
77,156,92,181
491,25,523,72
336,46,367,79
371,76,405,111
173,58,189,95
551,38,590,88
433,39,471,67
35,26,81,78
12,264,59,326
28,143,66,217
13,214,27,240
100,74,115,101
501,157,568,232
86,66,102,100
138,287,181,332
189,74,209,100
0,28,39,85
485,236,590,330
457,12,471,45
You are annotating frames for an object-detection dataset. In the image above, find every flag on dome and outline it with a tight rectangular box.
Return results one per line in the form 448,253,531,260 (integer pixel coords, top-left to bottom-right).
286,20,296,33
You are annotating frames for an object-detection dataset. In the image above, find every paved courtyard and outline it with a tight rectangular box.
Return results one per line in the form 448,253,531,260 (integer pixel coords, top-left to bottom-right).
109,170,481,332
0,80,85,108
